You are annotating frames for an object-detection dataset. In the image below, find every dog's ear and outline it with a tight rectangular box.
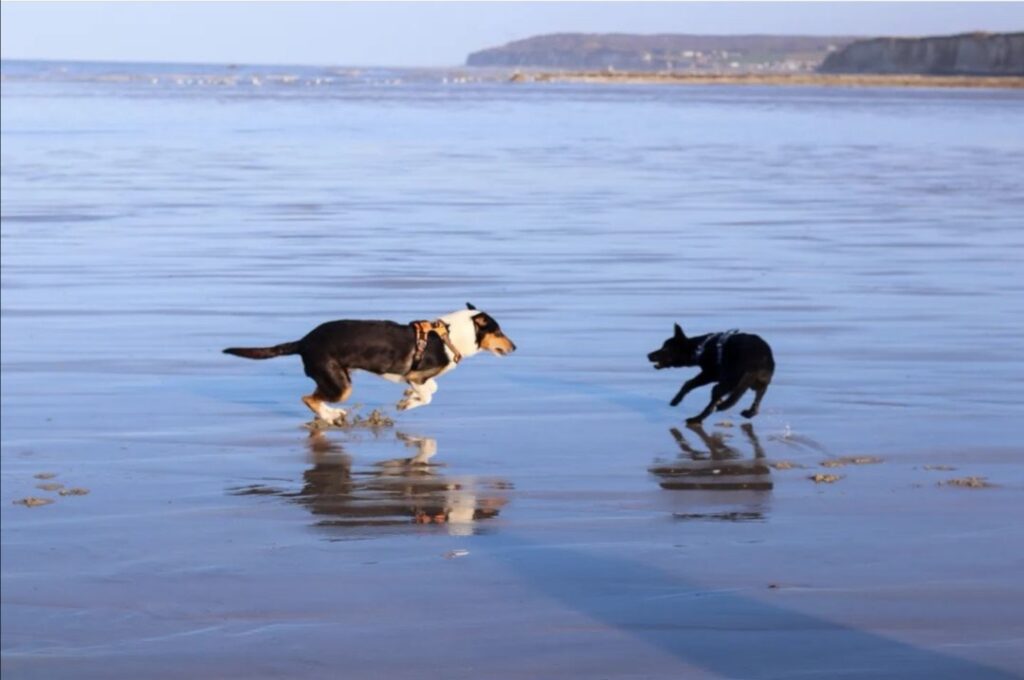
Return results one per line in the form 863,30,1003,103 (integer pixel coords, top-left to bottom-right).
466,302,477,310
674,323,685,339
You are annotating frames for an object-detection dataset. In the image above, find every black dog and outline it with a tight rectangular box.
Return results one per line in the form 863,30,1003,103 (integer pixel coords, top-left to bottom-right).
648,324,774,424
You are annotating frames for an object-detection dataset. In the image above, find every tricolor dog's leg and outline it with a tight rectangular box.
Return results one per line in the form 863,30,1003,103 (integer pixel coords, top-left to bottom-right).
397,378,438,411
302,360,352,423
302,391,348,422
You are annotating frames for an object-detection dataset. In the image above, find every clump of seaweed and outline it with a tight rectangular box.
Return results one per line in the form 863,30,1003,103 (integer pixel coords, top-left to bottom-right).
769,460,806,470
59,487,90,496
809,473,843,484
940,476,993,489
821,456,882,468
13,497,54,507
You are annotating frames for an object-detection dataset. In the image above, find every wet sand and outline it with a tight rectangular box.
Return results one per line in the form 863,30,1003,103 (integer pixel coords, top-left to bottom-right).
3,67,1024,678
3,406,1022,679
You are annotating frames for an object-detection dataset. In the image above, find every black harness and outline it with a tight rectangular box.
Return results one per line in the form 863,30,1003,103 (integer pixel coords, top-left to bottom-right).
694,329,739,368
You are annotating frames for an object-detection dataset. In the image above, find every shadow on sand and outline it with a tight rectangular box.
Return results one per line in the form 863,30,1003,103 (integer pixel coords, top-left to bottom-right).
489,422,1011,678
492,529,1012,678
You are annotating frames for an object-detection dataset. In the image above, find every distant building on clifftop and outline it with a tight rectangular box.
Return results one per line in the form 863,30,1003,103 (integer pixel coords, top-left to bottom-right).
466,33,855,73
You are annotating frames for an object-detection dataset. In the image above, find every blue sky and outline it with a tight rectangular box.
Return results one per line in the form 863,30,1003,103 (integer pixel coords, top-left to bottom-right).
2,2,1022,67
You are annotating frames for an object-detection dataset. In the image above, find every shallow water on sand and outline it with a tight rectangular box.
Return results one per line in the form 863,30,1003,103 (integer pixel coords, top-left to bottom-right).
2,62,1024,678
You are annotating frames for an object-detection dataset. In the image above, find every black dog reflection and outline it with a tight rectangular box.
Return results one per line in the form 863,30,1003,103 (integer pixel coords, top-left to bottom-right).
651,423,772,491
232,430,510,533
650,424,772,522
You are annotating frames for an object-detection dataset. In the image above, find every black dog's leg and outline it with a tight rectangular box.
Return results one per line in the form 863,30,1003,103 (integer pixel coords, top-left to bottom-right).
670,372,713,407
687,382,729,424
715,372,756,413
741,374,771,419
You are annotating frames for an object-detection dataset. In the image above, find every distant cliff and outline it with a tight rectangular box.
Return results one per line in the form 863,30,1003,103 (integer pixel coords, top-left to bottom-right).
819,32,1024,75
466,33,854,72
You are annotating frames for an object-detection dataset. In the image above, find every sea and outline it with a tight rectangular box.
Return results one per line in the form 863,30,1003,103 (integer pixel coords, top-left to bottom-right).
2,60,1023,678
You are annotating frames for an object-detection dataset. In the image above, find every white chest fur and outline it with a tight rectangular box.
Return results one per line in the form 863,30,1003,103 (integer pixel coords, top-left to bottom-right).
438,309,481,362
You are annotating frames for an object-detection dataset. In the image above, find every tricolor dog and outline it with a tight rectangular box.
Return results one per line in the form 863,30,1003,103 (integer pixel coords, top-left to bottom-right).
648,324,774,424
224,303,515,422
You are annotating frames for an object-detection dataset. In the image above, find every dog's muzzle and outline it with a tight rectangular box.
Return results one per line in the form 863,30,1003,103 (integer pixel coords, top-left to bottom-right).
648,352,667,369
491,339,516,357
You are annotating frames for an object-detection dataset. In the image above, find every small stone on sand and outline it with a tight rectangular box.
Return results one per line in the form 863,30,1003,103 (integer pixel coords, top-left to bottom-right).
36,482,64,491
809,473,843,484
33,472,58,480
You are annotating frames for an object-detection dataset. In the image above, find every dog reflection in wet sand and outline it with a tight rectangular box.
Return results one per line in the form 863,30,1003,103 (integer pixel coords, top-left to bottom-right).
650,423,772,506
233,430,509,533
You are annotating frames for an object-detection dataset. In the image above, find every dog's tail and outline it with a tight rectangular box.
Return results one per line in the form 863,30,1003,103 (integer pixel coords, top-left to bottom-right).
716,372,757,412
223,341,300,360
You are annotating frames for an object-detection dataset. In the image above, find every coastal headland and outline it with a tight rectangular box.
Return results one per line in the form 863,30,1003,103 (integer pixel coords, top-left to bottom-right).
474,31,1024,88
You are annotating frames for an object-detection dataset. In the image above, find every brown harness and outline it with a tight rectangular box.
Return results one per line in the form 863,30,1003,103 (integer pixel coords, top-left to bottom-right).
410,319,462,367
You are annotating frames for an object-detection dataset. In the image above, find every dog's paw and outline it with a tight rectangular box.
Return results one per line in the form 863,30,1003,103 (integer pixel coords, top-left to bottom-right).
669,396,683,407
397,398,426,412
741,409,756,419
685,416,704,426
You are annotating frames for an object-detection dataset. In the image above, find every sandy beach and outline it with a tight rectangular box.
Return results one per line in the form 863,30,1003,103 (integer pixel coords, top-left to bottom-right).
2,63,1023,678
512,71,1024,89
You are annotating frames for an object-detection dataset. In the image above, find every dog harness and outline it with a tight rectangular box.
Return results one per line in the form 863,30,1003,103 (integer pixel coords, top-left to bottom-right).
694,329,739,367
410,319,462,367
